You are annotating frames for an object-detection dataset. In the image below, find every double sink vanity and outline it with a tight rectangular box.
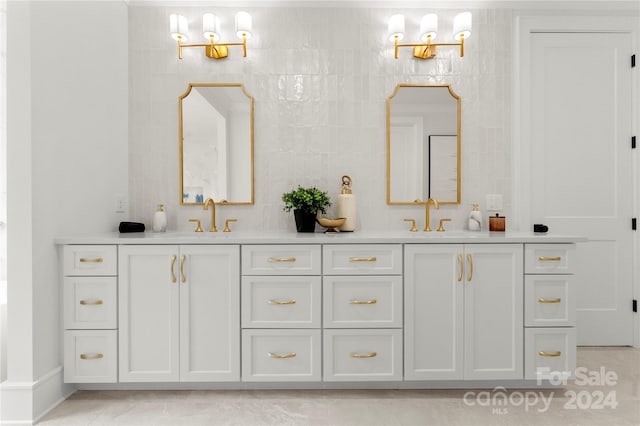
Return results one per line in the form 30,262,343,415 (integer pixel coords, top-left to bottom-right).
59,231,579,389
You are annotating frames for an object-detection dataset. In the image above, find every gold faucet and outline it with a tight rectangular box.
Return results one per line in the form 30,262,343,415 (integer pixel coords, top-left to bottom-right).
424,197,439,232
203,198,217,232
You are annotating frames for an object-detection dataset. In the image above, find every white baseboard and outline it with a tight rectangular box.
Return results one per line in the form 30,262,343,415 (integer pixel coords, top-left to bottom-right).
0,366,75,425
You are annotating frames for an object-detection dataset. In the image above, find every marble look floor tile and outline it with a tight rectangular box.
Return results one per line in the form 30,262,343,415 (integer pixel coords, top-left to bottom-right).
39,348,640,426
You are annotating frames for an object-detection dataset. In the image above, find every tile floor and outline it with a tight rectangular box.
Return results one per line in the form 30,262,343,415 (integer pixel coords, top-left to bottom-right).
39,347,640,425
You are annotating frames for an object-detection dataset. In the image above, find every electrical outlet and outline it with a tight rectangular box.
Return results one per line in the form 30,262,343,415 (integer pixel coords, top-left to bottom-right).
115,194,127,213
486,194,503,211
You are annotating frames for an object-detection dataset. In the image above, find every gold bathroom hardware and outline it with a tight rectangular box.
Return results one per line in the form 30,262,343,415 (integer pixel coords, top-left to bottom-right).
80,353,104,360
388,12,471,59
188,218,203,232
79,300,103,306
223,218,238,232
170,255,177,283
538,298,561,303
538,256,561,262
538,351,562,357
349,352,377,359
268,352,297,359
268,257,296,263
467,253,473,282
349,299,377,305
79,257,103,263
457,254,463,282
424,197,439,232
267,299,296,305
204,198,217,232
349,257,377,262
404,218,417,232
170,12,252,60
180,255,187,283
437,218,451,232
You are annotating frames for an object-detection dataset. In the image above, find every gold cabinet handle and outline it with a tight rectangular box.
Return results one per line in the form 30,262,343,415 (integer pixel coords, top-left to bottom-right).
349,257,377,262
268,257,296,263
349,352,377,359
79,258,103,263
268,352,297,359
457,253,463,282
538,351,562,357
79,299,104,306
349,299,377,305
170,255,177,283
80,353,104,360
538,298,561,303
180,255,186,283
267,299,296,305
467,253,473,282
538,256,561,262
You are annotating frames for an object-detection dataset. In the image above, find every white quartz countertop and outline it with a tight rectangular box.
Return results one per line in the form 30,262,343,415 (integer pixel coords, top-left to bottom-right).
55,231,586,245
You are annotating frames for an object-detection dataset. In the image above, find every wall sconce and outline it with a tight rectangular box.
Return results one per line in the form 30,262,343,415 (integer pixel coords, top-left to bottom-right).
388,12,471,59
169,11,253,60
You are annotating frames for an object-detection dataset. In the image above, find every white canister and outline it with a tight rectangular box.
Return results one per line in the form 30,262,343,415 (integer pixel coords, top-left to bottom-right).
152,204,167,232
336,176,357,232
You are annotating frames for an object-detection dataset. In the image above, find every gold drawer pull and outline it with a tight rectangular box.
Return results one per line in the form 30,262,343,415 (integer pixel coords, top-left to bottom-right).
79,299,104,306
538,298,561,303
268,257,296,263
349,299,377,305
180,255,187,283
350,352,377,359
457,253,463,282
538,351,562,357
268,352,297,359
538,256,561,262
349,257,377,262
79,258,103,263
267,299,297,305
80,353,104,360
170,255,177,283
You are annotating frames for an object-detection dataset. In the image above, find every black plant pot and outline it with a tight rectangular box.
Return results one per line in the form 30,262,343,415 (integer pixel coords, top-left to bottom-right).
293,209,317,233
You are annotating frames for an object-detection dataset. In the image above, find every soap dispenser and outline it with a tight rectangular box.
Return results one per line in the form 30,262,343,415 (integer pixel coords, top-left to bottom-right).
336,175,357,232
152,204,167,232
468,203,482,231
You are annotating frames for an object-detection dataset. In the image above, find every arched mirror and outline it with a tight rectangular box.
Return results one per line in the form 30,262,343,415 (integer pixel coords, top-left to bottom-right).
387,84,461,205
179,83,254,205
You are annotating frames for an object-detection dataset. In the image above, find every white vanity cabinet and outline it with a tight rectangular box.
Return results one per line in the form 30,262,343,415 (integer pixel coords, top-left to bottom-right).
404,244,523,380
118,245,239,382
524,244,576,380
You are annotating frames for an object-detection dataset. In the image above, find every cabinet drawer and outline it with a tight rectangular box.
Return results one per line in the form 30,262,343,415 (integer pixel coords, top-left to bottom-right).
64,245,117,276
64,277,117,330
241,276,321,328
323,245,402,275
241,329,321,382
242,245,321,276
525,328,576,381
525,244,575,274
64,330,117,383
323,276,402,328
323,329,402,381
525,275,575,327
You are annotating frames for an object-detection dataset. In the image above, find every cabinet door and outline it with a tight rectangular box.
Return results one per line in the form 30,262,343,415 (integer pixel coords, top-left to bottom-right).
179,245,240,381
404,244,463,380
464,244,523,380
119,245,179,382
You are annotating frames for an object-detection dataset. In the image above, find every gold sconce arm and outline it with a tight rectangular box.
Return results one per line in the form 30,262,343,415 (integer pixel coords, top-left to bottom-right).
394,36,465,60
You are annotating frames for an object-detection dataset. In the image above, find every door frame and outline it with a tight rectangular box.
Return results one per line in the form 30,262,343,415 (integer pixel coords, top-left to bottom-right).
513,15,640,347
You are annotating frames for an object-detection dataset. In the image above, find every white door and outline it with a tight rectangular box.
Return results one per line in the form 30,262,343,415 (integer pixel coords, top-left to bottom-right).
529,32,634,345
119,245,179,382
179,245,240,381
404,244,463,380
464,244,523,380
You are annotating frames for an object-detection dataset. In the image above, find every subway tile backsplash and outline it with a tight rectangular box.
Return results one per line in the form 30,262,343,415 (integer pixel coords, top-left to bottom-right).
129,6,512,232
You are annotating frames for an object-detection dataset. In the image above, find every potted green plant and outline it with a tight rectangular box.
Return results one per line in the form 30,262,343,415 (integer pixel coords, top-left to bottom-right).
282,186,331,232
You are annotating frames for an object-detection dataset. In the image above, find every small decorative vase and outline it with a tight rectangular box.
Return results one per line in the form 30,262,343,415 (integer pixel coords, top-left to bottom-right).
293,209,317,233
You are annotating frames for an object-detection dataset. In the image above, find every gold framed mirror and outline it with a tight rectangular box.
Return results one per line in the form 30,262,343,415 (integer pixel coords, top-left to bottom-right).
179,83,254,205
386,83,461,205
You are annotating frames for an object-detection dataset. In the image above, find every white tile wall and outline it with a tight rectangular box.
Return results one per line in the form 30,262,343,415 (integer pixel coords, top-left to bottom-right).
129,6,512,232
